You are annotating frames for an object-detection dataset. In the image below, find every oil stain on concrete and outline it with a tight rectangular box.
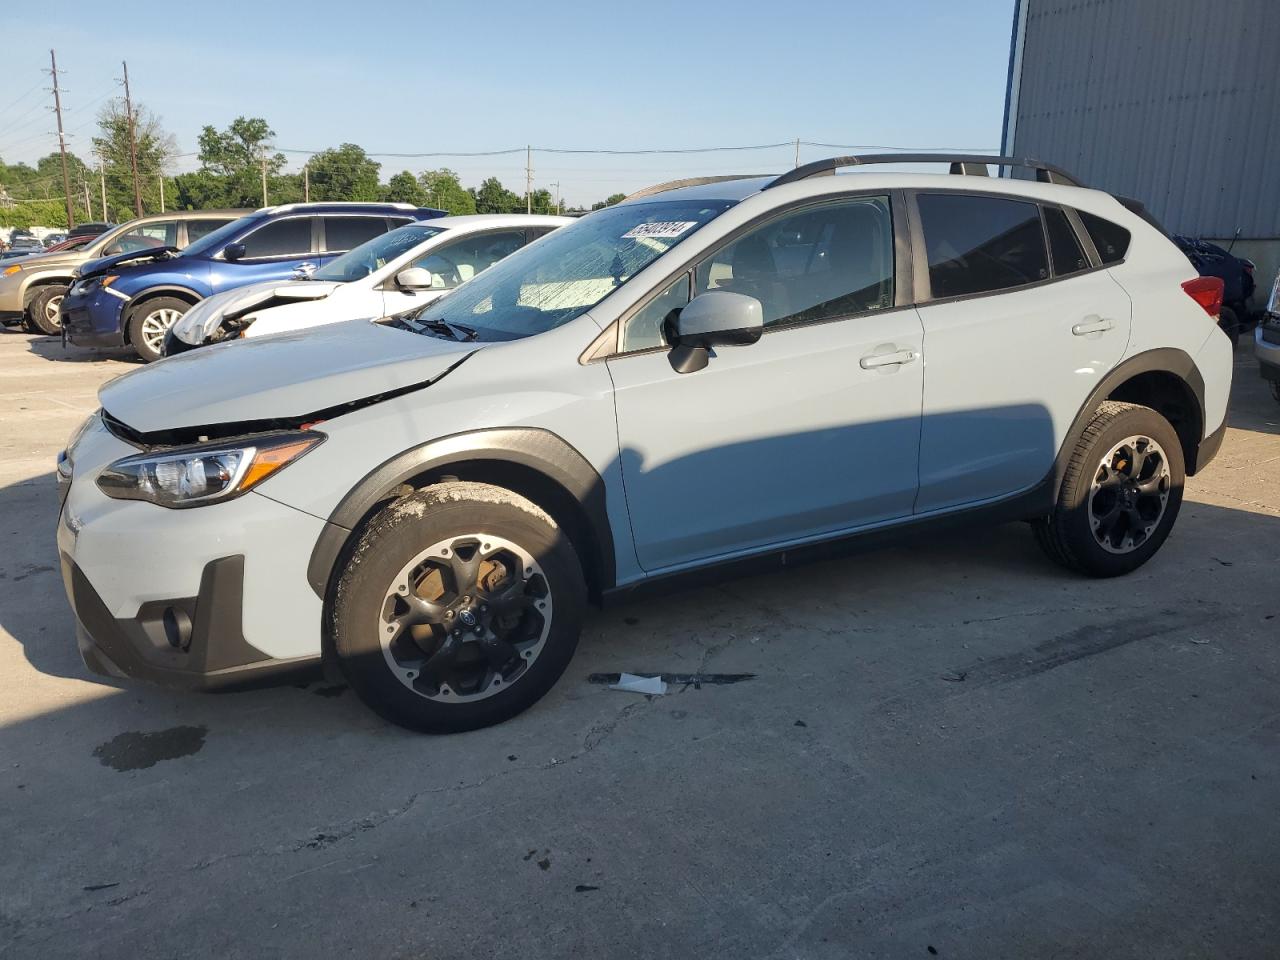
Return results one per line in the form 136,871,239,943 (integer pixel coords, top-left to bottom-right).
93,726,208,772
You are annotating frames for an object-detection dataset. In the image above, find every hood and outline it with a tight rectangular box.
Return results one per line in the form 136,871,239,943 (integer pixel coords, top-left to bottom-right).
100,318,477,435
3,247,90,270
77,246,179,280
172,279,340,345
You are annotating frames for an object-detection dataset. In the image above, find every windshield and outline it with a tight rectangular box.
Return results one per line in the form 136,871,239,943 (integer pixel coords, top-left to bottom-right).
179,215,258,259
407,199,733,340
313,224,447,282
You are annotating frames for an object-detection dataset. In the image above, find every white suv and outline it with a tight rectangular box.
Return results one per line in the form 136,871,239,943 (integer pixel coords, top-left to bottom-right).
56,155,1233,733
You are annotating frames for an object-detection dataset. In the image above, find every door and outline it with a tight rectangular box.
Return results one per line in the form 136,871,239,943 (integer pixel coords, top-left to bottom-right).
608,194,924,572
911,193,1132,513
210,216,318,293
381,228,530,316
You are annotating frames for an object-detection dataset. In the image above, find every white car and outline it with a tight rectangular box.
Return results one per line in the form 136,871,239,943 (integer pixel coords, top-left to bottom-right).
166,214,572,352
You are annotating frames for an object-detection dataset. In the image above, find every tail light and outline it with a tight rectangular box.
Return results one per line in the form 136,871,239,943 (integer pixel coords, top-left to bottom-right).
1181,276,1223,317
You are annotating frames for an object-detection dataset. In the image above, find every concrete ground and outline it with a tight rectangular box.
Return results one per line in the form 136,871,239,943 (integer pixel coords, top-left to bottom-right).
0,328,1277,960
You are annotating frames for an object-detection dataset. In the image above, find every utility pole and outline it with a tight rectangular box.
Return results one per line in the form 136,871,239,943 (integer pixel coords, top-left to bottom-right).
303,163,309,203
260,147,268,206
549,181,561,215
121,61,142,217
49,50,75,229
525,145,532,215
99,159,107,221
158,173,165,212
83,178,92,220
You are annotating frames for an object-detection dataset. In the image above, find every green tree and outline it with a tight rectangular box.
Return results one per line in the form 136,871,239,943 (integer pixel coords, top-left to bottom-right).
194,116,286,208
591,192,627,210
381,170,426,206
471,176,523,214
420,168,476,215
306,143,380,202
92,100,176,220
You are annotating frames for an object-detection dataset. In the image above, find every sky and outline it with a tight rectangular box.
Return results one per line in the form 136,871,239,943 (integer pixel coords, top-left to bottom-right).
2,0,1016,207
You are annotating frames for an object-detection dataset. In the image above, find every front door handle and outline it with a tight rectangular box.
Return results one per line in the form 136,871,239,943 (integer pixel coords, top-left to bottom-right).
1072,316,1114,336
859,348,917,370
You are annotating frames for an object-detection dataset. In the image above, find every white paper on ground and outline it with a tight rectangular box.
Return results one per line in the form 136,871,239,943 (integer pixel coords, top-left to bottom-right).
609,673,668,695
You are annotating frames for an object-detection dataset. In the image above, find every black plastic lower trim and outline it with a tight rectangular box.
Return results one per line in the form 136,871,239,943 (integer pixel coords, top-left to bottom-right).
1195,421,1227,473
65,553,319,690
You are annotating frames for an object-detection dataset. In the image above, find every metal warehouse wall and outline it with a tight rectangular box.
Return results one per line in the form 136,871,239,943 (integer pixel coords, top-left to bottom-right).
1003,0,1280,240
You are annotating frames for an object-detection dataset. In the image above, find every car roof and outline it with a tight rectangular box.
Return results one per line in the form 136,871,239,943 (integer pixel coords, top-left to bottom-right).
415,213,575,230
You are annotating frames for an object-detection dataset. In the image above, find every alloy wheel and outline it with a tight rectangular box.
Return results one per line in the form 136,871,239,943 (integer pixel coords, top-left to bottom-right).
377,534,552,702
140,308,184,354
1087,434,1172,554
44,295,63,329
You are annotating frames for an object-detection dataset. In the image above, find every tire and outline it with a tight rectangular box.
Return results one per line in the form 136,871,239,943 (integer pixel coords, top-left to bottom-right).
26,284,68,336
331,481,586,733
1270,380,1280,406
127,296,191,362
1218,306,1239,348
1033,401,1185,578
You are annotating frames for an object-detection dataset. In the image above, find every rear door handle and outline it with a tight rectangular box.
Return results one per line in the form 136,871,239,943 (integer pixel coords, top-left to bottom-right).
859,348,917,370
1072,316,1114,336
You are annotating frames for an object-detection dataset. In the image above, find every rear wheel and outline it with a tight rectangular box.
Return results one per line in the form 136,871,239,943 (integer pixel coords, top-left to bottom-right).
128,297,190,362
1033,401,1184,577
331,482,586,733
26,284,67,336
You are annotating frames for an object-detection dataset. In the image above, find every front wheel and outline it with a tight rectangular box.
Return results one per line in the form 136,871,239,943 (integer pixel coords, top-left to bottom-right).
128,297,191,362
26,284,68,336
1033,401,1185,577
331,481,586,733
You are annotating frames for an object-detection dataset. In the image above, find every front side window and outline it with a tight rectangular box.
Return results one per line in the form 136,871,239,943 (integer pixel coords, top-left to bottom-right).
1044,206,1088,275
323,216,389,253
918,193,1049,299
1079,211,1131,265
108,221,177,255
406,198,733,341
239,218,313,259
312,224,447,282
185,219,233,244
412,229,528,290
694,196,894,330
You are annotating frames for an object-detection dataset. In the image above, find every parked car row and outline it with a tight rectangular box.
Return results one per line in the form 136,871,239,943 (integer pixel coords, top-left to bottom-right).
1173,234,1256,344
53,154,1234,734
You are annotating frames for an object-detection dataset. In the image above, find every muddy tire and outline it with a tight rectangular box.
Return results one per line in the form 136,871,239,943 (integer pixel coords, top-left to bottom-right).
1033,401,1184,577
26,284,68,336
331,482,586,733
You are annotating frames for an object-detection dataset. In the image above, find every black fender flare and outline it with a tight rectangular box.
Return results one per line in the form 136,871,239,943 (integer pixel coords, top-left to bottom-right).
306,427,615,600
1049,346,1207,498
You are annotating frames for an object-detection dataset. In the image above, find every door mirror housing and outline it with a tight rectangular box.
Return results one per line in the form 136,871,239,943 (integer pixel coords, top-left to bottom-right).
395,266,435,291
223,242,247,262
668,291,763,374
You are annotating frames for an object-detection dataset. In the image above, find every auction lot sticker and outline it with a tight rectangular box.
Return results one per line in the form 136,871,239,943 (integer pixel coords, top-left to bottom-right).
623,221,698,239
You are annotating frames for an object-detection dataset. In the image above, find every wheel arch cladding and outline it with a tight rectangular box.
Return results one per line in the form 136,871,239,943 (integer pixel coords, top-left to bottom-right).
1056,348,1206,493
306,427,615,606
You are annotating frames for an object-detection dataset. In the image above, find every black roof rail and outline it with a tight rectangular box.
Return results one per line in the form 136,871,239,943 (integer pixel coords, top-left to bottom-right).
625,174,770,202
764,154,1084,190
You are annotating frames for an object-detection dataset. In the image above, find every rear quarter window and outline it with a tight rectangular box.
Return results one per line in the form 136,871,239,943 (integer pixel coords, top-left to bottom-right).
1078,211,1131,265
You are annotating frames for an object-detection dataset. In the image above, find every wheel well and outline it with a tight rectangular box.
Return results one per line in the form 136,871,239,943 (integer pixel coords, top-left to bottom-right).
22,277,73,309
1105,371,1203,473
375,460,606,604
129,289,201,317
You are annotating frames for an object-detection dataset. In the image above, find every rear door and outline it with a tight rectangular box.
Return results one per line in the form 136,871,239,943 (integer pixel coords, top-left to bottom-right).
319,216,393,269
911,192,1132,513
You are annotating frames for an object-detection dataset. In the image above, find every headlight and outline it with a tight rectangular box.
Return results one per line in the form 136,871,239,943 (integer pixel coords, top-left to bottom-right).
96,431,324,508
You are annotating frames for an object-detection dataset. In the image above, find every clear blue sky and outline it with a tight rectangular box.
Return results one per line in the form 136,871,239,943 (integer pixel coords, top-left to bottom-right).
3,0,1016,206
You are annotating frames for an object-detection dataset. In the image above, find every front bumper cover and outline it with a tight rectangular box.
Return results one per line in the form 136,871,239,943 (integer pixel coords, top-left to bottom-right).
62,551,319,689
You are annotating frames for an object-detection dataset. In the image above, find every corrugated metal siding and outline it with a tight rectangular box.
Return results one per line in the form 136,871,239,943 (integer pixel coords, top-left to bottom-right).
1009,0,1280,238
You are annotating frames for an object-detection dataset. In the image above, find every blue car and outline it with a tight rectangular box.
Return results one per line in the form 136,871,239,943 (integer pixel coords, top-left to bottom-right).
61,202,445,360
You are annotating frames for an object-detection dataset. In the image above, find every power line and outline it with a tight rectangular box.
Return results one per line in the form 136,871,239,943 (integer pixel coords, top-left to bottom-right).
0,83,42,118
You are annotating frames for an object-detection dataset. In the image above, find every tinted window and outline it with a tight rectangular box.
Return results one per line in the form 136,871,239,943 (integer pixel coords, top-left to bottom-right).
324,216,388,253
1079,211,1131,265
918,194,1049,299
1044,206,1088,275
186,219,233,244
694,196,894,330
240,218,312,258
107,221,177,255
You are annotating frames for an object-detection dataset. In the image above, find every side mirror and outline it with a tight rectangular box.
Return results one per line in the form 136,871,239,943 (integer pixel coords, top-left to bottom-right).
395,266,435,291
667,291,763,374
223,242,246,262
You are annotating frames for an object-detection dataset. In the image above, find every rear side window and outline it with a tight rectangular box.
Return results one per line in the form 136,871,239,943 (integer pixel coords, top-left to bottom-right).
1044,206,1089,275
918,194,1049,299
323,216,389,253
1078,211,1131,264
186,219,232,244
240,218,313,259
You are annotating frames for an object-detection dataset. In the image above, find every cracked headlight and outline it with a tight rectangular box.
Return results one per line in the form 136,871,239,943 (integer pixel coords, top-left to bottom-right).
96,431,324,508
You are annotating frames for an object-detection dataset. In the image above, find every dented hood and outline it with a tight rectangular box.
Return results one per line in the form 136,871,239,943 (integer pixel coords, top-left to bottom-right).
171,279,341,344
100,319,476,434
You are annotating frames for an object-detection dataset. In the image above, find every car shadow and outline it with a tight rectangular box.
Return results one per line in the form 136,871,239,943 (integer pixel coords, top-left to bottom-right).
20,332,139,365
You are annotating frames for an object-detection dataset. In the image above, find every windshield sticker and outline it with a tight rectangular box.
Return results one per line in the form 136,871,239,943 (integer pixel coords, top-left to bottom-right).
623,221,698,240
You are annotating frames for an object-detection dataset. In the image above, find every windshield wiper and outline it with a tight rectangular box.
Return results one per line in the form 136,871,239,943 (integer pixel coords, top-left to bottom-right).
402,314,479,342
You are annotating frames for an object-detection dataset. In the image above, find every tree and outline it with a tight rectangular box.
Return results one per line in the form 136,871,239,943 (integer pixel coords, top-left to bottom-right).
420,168,475,215
529,188,556,215
381,170,425,206
194,116,285,207
91,101,176,221
471,176,523,214
306,143,380,202
591,192,627,210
